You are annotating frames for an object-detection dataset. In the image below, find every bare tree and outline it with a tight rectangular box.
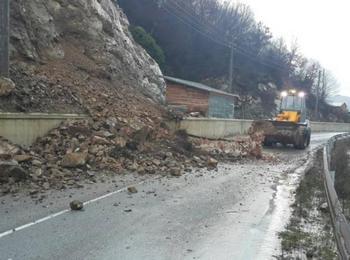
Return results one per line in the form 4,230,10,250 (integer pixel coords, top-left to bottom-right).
320,69,339,100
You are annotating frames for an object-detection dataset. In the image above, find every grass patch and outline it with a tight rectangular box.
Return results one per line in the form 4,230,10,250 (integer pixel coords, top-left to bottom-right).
280,229,311,251
278,151,337,259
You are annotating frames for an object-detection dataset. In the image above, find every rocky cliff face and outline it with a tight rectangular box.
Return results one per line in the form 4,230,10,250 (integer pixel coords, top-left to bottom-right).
9,0,165,103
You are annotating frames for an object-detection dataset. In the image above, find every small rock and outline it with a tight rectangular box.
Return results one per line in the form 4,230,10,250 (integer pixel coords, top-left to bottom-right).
87,170,96,177
170,168,182,177
319,202,328,212
105,117,118,129
193,156,201,163
306,250,315,258
132,126,152,145
126,141,138,151
29,189,39,195
32,159,42,166
124,209,132,213
32,168,42,179
61,152,87,168
114,137,126,148
137,166,145,174
152,159,161,166
128,162,139,171
165,152,173,158
102,131,115,139
0,153,11,160
207,157,218,168
127,186,138,194
14,154,32,163
0,77,15,97
91,135,110,145
43,182,50,190
70,200,84,211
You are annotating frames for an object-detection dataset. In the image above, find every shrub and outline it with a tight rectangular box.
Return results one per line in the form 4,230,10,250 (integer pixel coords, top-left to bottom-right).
130,26,165,68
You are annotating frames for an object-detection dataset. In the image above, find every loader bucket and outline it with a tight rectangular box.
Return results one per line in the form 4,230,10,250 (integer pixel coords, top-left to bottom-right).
251,120,300,146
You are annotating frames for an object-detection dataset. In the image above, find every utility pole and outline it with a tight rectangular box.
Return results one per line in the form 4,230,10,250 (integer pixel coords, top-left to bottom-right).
228,45,234,92
315,70,321,121
322,68,326,95
0,0,9,78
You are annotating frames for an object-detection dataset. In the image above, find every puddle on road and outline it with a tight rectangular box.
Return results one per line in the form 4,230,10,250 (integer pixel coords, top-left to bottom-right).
242,169,305,259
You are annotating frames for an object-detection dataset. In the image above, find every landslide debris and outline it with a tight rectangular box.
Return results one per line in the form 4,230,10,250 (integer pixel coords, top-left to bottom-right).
0,121,266,196
0,0,269,196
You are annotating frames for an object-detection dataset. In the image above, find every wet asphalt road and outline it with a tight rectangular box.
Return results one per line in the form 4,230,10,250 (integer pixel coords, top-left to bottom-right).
0,133,340,260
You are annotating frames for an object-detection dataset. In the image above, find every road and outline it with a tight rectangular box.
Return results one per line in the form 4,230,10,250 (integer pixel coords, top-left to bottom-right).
0,133,339,260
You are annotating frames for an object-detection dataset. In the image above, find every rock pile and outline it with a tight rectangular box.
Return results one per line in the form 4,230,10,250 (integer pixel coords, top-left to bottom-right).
0,119,267,196
193,131,265,160
0,121,202,194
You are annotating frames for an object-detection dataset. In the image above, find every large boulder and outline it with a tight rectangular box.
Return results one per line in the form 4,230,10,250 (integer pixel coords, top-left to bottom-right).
0,161,27,182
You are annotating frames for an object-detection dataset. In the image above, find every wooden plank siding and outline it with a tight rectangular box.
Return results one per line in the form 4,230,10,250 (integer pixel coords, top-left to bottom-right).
166,83,209,114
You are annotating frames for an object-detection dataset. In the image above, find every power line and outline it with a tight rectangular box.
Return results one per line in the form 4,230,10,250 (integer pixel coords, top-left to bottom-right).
162,4,231,48
161,0,288,71
166,0,232,40
164,0,234,47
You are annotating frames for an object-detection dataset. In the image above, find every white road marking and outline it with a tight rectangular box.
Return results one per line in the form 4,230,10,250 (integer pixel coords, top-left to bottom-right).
0,177,160,239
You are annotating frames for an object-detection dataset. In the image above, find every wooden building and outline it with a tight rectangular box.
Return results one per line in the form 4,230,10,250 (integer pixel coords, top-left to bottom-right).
165,76,238,118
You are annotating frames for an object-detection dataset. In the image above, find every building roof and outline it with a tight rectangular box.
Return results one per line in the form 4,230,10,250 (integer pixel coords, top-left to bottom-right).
164,76,238,98
329,102,348,108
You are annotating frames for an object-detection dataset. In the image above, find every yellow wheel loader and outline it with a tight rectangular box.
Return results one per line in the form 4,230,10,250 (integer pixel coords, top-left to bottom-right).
253,90,311,150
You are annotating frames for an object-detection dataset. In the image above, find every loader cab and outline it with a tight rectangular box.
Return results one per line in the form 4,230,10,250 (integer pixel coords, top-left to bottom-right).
279,90,307,123
281,94,305,111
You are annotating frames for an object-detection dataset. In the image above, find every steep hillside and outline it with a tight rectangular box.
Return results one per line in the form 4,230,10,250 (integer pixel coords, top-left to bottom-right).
3,0,165,115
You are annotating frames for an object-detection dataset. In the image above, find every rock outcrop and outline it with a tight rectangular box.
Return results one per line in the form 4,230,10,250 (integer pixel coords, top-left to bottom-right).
10,0,165,103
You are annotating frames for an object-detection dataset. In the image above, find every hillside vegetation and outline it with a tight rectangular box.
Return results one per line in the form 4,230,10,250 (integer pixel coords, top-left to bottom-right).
118,0,348,121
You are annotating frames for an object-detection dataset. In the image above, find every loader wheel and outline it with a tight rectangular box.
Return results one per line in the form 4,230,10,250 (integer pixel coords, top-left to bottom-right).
294,133,307,150
306,133,311,147
263,138,273,147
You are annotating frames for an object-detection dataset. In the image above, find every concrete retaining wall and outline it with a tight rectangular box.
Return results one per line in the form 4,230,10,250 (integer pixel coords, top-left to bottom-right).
179,118,253,139
0,113,89,146
2,113,350,146
179,118,350,138
310,121,350,133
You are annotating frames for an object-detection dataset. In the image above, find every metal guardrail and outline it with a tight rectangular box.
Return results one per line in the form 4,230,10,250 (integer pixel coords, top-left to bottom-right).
323,134,350,260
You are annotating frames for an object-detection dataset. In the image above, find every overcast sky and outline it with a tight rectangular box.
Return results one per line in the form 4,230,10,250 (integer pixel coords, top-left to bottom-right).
224,0,350,96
